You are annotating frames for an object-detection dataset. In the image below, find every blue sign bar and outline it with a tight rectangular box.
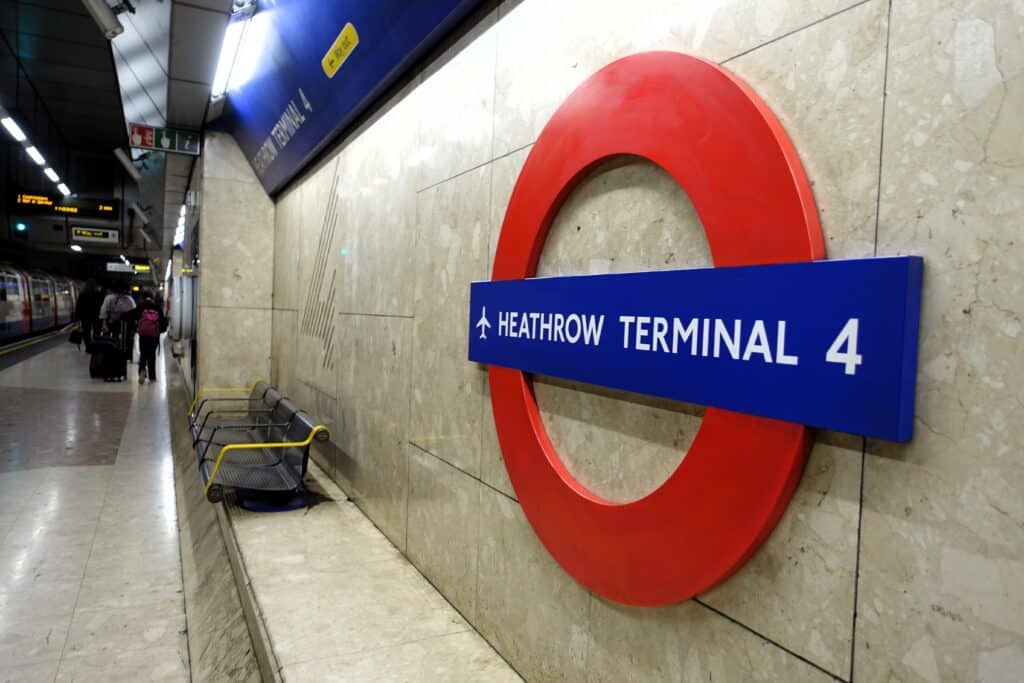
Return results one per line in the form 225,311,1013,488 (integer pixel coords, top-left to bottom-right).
224,0,484,194
468,257,923,441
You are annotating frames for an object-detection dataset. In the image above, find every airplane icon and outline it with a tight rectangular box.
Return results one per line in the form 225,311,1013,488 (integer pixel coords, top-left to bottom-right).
476,307,492,340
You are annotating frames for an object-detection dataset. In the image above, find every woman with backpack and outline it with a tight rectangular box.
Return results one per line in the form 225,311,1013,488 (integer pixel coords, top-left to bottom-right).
132,291,167,384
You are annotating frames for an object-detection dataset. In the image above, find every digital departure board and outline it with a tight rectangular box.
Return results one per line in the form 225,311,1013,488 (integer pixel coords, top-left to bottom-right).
71,227,120,245
14,193,120,219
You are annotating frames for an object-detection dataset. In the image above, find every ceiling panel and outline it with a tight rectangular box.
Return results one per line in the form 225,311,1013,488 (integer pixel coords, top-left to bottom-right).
169,4,228,84
167,78,209,129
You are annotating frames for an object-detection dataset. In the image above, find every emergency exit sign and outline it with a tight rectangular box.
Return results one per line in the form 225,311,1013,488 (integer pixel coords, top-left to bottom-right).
129,123,200,156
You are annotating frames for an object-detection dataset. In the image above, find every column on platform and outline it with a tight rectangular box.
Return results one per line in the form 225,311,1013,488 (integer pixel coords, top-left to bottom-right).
195,131,275,389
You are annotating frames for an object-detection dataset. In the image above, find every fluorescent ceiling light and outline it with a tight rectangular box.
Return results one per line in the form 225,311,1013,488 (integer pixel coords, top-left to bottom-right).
25,146,45,165
211,6,255,98
1,116,27,142
44,167,59,182
70,244,83,252
57,183,71,196
179,205,186,218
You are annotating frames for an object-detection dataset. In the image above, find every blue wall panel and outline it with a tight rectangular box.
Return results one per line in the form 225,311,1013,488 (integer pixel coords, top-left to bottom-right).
224,0,484,194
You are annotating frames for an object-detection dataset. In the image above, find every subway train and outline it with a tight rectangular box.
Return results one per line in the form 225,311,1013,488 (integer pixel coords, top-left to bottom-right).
0,264,80,343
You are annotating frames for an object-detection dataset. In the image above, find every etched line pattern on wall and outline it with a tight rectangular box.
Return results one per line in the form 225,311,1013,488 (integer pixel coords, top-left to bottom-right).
301,171,339,371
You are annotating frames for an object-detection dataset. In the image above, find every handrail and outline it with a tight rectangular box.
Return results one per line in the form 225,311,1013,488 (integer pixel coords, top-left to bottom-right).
203,425,332,499
187,379,262,416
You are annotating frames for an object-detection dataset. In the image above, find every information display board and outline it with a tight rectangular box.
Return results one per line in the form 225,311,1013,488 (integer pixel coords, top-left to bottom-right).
15,193,120,219
224,0,484,194
71,227,119,244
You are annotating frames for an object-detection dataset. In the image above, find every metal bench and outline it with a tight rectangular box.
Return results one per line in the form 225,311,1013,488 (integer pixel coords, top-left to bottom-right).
187,381,331,503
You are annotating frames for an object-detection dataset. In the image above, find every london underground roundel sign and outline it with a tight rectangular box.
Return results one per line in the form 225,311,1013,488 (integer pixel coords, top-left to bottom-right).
473,52,922,606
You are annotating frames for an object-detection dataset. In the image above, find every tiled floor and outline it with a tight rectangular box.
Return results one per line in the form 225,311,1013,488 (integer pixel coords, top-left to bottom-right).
0,343,187,682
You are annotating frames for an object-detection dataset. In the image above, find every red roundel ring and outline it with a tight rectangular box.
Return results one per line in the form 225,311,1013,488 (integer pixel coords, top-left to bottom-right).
489,52,824,606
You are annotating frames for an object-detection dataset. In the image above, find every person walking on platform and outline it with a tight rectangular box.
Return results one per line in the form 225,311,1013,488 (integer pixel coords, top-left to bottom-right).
132,291,167,384
74,279,103,348
100,284,137,363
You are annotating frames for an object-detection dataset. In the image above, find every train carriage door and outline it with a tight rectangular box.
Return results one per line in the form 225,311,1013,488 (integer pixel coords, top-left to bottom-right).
45,278,57,327
19,273,30,334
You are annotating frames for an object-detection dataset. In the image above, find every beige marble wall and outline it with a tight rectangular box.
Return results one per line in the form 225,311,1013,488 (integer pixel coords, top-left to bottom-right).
857,1,1024,681
267,0,1024,680
197,132,275,389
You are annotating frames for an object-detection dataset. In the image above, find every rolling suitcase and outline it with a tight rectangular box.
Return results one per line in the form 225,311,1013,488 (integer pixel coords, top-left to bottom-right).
103,347,127,381
90,332,125,381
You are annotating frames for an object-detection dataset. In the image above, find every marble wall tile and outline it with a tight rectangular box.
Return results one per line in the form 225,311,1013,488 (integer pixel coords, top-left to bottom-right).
701,438,861,676
271,309,297,395
476,486,591,681
478,147,531,500
199,176,275,310
334,313,413,551
724,0,886,260
203,130,256,182
586,598,835,682
407,446,481,621
415,10,498,190
857,0,1024,680
296,158,342,392
273,184,302,312
409,164,492,476
196,307,271,388
694,1,886,675
334,81,421,317
493,0,863,156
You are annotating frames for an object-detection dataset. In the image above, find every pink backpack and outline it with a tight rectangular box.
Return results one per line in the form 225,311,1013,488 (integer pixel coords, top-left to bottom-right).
138,309,160,337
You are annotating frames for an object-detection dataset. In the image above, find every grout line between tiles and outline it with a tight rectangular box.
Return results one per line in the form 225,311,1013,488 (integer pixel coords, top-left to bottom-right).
416,142,534,195
408,440,517,504
853,2,894,679
694,598,848,682
720,0,875,65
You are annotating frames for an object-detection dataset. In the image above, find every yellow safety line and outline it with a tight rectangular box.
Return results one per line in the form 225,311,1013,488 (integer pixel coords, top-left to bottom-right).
0,326,73,357
187,379,262,416
203,425,332,499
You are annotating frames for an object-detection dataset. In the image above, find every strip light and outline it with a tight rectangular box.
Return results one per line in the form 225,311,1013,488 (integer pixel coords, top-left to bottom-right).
1,115,26,142
210,3,257,99
1,107,74,196
25,145,45,165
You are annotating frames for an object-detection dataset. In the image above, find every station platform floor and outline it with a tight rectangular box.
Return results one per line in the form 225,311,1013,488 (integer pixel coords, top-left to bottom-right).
0,340,519,682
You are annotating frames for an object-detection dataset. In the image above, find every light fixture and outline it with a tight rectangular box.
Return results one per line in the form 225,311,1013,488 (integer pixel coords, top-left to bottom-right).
211,3,256,99
113,147,142,182
1,114,26,142
15,222,28,232
70,244,83,252
44,167,59,182
81,0,126,40
57,183,71,197
25,146,45,165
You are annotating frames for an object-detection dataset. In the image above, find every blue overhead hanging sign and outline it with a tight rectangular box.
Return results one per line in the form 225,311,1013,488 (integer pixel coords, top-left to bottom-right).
468,256,924,441
224,0,484,194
